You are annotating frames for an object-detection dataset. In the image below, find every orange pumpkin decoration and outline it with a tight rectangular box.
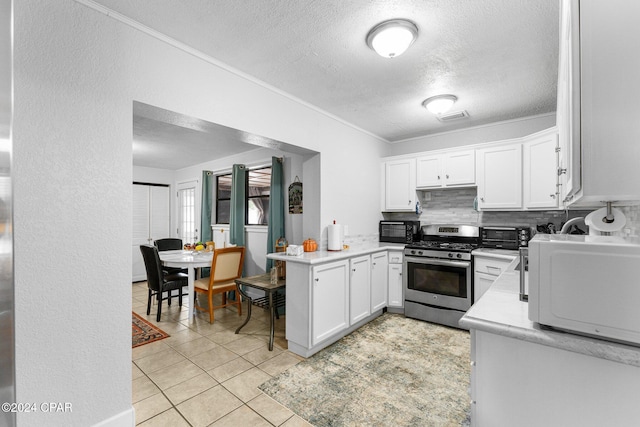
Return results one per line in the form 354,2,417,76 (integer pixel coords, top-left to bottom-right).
303,238,318,252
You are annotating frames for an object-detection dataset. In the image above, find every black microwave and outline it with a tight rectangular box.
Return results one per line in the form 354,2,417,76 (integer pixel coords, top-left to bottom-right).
379,220,420,244
481,226,531,249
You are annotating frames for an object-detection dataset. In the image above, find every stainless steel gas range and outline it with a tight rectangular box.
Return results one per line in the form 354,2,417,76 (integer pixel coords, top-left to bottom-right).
403,224,480,329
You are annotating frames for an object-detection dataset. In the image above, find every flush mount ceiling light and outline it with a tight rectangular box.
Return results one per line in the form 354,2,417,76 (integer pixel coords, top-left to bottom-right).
422,95,458,115
366,19,418,58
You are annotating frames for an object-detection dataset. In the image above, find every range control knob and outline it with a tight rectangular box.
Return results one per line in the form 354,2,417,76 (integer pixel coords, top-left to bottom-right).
448,253,454,258
456,253,462,259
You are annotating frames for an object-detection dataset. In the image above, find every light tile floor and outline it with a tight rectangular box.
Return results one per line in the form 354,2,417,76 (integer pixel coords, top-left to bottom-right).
132,281,312,427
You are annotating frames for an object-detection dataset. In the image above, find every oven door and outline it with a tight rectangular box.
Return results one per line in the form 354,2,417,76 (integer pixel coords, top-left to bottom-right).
403,256,472,311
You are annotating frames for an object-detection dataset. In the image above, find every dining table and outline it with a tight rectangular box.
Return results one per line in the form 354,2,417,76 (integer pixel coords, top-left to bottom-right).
158,249,213,321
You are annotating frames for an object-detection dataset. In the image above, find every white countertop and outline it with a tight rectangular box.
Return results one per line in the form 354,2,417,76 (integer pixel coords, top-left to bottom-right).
460,257,640,367
471,247,519,260
266,242,405,265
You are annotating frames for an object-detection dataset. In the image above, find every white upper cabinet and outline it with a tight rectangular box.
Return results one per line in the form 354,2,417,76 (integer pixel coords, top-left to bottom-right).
416,155,442,188
559,0,640,206
523,130,559,209
382,158,416,212
416,150,475,188
476,143,522,210
557,0,581,203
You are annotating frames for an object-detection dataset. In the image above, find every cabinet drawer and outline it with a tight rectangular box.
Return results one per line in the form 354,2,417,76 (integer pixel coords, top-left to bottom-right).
474,257,512,277
388,252,404,264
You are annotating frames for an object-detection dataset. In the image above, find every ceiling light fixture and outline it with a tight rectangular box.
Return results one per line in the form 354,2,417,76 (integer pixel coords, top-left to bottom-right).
366,19,418,58
422,95,458,115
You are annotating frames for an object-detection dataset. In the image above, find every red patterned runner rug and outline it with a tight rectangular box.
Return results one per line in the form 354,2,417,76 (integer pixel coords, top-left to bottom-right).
132,312,170,348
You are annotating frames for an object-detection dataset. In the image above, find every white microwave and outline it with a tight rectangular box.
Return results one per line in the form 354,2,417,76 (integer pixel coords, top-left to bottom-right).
528,234,640,346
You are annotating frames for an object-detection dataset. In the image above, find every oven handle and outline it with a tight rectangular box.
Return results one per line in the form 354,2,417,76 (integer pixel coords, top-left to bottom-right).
404,256,470,269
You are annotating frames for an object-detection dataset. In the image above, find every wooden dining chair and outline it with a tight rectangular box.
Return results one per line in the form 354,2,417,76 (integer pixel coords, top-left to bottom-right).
140,245,189,321
193,246,245,323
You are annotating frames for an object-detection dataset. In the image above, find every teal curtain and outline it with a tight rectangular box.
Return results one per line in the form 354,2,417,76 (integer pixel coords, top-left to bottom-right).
266,157,285,271
200,171,214,277
229,164,246,246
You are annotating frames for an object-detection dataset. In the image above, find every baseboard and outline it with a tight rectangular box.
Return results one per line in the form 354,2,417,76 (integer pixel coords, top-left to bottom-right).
92,406,135,427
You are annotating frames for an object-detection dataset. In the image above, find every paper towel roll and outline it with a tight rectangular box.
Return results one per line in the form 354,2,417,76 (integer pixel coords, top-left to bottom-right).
585,207,626,235
328,223,343,251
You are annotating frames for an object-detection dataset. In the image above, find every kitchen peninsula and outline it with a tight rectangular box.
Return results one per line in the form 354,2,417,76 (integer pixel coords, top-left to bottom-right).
267,244,404,357
460,259,640,427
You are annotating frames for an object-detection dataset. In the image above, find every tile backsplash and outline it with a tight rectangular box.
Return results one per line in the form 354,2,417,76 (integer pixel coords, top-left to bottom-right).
383,187,640,237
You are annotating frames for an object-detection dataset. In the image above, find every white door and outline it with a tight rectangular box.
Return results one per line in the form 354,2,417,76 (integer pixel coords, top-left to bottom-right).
132,184,171,282
177,181,197,244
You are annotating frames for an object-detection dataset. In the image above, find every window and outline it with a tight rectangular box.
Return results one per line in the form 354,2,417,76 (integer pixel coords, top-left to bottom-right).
216,173,232,224
215,166,271,225
247,167,271,225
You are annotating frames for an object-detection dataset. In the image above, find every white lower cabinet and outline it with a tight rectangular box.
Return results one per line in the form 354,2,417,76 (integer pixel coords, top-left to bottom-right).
349,255,371,325
312,260,349,346
371,251,388,312
473,254,516,302
471,329,640,427
281,249,397,358
387,251,404,309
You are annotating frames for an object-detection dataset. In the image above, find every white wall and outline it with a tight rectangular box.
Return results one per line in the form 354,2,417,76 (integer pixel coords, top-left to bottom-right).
12,2,385,425
385,113,556,157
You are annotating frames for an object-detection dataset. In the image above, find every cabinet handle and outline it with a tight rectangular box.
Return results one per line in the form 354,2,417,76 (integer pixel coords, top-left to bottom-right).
550,194,556,199
446,174,449,179
437,175,440,180
314,278,319,282
352,268,356,272
408,200,412,205
480,197,485,202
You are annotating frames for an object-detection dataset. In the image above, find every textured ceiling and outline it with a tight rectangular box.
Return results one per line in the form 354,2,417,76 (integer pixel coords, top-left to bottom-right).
92,0,560,169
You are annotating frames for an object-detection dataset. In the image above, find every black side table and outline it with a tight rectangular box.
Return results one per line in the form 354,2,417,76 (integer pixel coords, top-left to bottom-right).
234,274,286,351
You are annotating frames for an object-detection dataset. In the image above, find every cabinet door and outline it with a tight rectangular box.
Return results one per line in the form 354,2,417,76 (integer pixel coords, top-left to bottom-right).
474,272,496,303
416,154,443,188
388,263,404,308
524,132,558,209
477,144,522,210
312,261,349,345
557,0,581,203
383,159,416,211
577,0,640,204
371,252,388,312
444,150,475,187
349,255,371,325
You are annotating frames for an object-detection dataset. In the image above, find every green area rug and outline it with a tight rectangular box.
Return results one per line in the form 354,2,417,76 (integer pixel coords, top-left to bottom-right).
260,313,471,426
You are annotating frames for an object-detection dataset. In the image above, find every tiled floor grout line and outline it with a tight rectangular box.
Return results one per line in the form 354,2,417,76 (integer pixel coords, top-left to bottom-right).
132,281,307,426
135,343,296,426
